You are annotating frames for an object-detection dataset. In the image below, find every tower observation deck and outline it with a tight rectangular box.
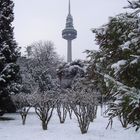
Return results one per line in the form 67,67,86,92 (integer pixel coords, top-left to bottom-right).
62,0,77,62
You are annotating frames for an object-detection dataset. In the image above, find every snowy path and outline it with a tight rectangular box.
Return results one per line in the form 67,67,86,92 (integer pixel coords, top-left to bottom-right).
0,108,140,140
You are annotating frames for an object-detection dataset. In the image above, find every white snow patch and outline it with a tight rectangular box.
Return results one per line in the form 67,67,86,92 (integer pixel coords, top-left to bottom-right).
0,77,6,82
120,41,131,50
130,58,138,64
111,60,127,74
0,108,140,140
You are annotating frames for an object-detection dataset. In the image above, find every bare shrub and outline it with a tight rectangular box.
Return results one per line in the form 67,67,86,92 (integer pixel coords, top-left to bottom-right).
70,78,99,133
56,90,69,123
34,91,57,130
12,93,31,125
69,90,93,134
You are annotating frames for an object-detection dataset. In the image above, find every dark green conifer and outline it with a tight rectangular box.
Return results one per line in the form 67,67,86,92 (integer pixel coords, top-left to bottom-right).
0,0,20,115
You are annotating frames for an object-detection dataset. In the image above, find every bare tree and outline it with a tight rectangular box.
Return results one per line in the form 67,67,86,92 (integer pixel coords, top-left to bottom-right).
11,93,31,125
16,41,61,129
56,90,69,123
26,41,61,79
69,90,90,134
34,91,58,130
69,77,99,134
66,103,73,120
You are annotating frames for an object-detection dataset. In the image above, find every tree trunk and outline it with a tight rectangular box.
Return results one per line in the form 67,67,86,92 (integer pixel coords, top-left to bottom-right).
22,115,26,125
42,122,47,130
57,103,67,124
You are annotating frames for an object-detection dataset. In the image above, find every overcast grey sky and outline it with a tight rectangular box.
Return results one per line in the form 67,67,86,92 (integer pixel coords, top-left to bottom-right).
13,0,129,60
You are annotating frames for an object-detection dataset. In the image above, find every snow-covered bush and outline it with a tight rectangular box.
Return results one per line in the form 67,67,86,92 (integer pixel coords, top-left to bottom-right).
57,60,85,88
11,93,31,125
67,76,99,134
56,89,70,123
34,91,58,130
57,59,99,133
68,90,94,134
73,78,99,119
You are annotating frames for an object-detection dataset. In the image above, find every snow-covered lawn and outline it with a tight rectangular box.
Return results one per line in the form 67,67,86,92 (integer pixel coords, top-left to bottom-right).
0,108,139,140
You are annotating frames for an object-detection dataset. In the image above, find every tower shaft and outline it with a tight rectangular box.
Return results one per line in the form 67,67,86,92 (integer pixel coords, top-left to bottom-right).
67,40,72,62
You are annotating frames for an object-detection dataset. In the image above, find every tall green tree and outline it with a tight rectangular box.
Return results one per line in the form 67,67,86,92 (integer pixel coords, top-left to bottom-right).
93,13,140,88
87,1,140,130
0,0,20,115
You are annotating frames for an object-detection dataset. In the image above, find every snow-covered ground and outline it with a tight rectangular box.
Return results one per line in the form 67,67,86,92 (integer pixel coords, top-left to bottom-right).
0,108,140,140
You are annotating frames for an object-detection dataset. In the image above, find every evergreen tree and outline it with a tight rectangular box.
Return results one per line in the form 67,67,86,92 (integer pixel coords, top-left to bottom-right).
93,13,140,88
0,0,20,115
126,0,140,14
87,6,140,130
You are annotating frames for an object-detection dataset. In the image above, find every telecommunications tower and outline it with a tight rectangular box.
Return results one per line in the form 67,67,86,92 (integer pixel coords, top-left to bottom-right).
62,0,77,62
